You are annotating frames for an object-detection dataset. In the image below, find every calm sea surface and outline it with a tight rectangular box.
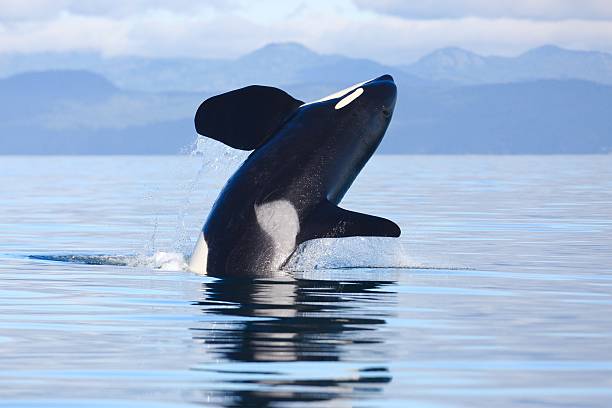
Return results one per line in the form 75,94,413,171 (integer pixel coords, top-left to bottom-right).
1,153,611,407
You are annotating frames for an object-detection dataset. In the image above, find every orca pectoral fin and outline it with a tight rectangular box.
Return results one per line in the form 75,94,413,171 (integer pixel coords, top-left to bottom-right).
297,201,401,244
195,85,304,150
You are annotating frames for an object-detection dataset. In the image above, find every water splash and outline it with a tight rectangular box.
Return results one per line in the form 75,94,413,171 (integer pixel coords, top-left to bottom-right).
284,237,421,270
143,135,433,273
174,136,247,253
141,135,248,259
129,251,188,270
30,137,452,273
29,238,463,272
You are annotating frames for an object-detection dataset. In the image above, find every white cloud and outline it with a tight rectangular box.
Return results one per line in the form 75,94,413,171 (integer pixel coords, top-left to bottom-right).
0,0,235,20
0,13,128,55
316,16,612,63
0,4,340,58
353,0,612,21
0,1,611,64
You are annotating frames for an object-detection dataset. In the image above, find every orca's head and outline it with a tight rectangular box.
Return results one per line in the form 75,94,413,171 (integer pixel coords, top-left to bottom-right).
303,74,397,149
297,75,397,202
315,74,396,112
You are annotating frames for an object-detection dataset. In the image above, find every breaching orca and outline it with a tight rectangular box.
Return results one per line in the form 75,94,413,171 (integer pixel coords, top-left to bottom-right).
189,74,400,277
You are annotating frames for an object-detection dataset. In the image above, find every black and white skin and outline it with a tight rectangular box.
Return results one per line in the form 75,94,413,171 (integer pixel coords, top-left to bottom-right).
189,74,400,277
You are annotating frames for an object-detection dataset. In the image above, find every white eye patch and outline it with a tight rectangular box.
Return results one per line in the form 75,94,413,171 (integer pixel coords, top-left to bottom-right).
334,87,364,110
301,77,374,107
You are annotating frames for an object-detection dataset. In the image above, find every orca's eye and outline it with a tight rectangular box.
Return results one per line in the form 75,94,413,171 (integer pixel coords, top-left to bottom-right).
335,87,364,110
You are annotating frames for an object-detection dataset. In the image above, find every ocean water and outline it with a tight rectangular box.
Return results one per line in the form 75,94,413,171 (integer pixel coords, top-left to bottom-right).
1,151,611,407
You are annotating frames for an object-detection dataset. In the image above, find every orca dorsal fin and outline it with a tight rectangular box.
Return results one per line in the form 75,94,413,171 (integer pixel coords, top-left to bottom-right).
296,200,401,245
195,85,304,150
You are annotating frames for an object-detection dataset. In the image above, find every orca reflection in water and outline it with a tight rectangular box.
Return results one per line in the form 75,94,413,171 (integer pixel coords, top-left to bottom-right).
190,278,394,406
189,75,400,276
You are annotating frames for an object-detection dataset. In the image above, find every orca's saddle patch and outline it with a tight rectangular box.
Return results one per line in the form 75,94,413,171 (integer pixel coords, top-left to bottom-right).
195,85,304,150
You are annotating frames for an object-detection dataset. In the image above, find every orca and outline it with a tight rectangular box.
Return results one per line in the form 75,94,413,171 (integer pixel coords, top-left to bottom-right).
189,74,400,277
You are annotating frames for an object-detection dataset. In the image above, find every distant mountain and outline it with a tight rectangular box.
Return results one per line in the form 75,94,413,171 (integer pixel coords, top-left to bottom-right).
0,70,203,154
1,44,612,155
402,45,612,85
3,43,612,90
0,42,419,93
0,70,116,98
401,47,489,83
514,46,612,84
0,70,116,126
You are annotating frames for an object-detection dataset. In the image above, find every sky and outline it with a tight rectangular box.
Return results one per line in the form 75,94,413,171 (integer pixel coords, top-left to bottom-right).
1,0,612,64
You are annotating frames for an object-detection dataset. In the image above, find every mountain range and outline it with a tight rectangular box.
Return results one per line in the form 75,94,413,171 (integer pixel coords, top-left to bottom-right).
403,45,612,85
1,43,611,154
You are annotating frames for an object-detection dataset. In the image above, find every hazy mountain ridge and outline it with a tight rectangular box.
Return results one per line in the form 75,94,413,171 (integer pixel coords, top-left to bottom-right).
1,43,611,154
0,43,420,93
403,45,612,85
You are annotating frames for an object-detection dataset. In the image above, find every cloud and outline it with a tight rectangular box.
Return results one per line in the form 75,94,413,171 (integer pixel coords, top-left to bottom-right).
0,11,265,58
353,0,612,21
310,15,612,63
0,3,336,58
0,0,236,20
0,1,611,64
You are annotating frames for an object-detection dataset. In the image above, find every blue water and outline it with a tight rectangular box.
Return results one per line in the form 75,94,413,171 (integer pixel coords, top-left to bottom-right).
1,151,612,407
